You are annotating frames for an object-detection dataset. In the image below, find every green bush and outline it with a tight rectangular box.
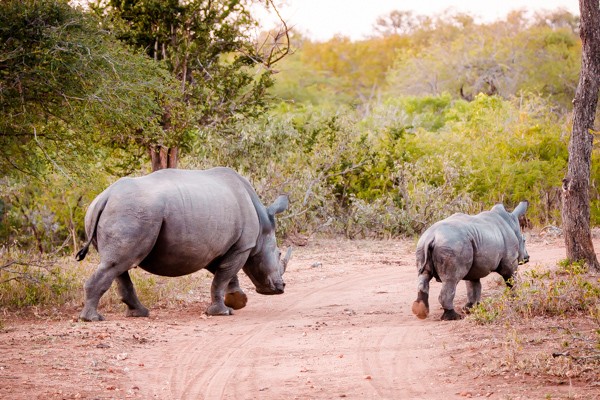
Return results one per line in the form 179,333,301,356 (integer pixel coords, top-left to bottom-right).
1,92,591,247
0,251,82,309
176,94,578,239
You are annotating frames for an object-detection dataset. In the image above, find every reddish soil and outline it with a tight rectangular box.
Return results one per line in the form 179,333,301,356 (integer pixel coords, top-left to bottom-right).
1,235,599,399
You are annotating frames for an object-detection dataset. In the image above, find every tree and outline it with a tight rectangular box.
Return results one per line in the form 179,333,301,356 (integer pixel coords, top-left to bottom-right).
381,10,581,111
373,10,430,36
0,0,187,253
300,35,411,108
561,0,600,270
92,0,290,170
0,0,178,178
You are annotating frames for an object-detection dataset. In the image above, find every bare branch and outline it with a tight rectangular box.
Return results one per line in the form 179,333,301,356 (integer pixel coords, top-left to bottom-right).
257,0,291,69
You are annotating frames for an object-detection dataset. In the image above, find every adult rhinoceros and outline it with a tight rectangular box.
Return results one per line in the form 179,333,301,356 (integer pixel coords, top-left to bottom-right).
76,167,291,321
411,202,529,321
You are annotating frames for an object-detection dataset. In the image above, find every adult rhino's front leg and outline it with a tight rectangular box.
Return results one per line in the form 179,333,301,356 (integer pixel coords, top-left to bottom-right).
224,274,248,310
207,251,250,316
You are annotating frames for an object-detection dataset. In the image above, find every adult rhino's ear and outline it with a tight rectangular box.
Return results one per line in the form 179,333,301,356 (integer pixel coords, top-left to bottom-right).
491,204,506,213
512,201,529,218
267,194,289,217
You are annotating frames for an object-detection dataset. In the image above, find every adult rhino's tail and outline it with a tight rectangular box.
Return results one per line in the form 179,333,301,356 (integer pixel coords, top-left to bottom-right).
412,234,436,319
75,190,110,261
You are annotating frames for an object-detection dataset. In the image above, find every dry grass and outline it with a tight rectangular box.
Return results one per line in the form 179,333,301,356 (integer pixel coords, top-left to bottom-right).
0,248,212,322
467,260,600,385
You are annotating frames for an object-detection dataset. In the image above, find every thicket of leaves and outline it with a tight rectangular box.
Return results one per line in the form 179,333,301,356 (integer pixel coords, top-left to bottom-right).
186,93,581,239
0,0,176,178
1,4,598,256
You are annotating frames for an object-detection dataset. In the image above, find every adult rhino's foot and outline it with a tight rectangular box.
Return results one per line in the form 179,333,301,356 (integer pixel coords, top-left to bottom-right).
411,300,429,319
125,306,150,318
441,309,463,321
79,310,105,322
225,291,248,310
206,303,234,316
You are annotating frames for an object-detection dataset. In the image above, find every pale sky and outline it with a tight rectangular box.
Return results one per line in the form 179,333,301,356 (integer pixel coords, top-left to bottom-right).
256,0,579,41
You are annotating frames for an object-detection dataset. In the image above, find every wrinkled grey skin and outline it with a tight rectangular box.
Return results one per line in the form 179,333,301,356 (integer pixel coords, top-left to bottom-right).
411,202,529,321
76,167,291,322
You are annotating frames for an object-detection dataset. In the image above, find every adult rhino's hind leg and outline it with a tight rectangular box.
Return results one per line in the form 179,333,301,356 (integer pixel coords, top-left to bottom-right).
463,279,482,313
439,280,462,320
224,274,248,310
116,271,149,317
80,263,121,322
412,271,432,319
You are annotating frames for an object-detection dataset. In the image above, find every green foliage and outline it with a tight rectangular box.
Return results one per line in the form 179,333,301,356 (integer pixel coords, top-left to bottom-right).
180,92,572,238
92,0,280,144
0,3,595,254
1,172,110,254
361,94,570,227
0,0,176,256
0,251,81,308
268,52,355,106
299,35,411,105
382,10,580,111
0,0,177,178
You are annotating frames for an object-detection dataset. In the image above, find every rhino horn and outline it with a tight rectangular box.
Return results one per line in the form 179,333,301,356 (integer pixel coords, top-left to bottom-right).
281,247,293,274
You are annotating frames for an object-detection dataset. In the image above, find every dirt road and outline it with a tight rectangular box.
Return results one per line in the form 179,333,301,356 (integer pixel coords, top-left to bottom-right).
0,237,593,399
133,239,460,399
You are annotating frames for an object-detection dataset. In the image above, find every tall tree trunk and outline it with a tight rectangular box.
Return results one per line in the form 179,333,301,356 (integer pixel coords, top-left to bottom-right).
149,103,178,171
149,145,178,171
561,0,600,270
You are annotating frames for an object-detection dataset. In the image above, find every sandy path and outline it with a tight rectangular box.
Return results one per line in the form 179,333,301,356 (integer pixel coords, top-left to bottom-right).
0,236,575,400
126,238,534,400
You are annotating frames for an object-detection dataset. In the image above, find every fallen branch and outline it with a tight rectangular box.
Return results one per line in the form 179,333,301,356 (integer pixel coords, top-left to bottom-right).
552,350,600,362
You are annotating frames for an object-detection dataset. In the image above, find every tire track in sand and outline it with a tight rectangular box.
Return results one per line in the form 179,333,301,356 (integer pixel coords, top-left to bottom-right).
129,242,464,399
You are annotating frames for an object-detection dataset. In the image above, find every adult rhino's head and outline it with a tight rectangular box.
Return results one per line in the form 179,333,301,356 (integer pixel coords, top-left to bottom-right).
243,194,292,295
494,201,530,265
512,201,530,265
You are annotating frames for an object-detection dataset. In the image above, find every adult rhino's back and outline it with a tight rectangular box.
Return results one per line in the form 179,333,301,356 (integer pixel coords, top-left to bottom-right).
99,169,257,275
124,170,260,276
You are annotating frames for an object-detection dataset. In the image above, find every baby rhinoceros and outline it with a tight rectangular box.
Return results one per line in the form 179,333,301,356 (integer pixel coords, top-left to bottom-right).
411,202,529,321
76,167,291,322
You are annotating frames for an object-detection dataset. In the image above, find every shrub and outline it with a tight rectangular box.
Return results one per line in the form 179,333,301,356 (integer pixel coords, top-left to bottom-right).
470,261,600,324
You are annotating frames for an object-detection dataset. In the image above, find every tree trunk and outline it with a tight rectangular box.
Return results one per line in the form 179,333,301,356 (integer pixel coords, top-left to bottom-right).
149,145,179,171
561,0,600,270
